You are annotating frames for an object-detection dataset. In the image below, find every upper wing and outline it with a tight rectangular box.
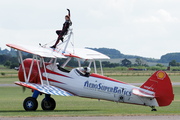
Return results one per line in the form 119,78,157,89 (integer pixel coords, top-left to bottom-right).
15,81,74,96
6,43,66,58
132,88,155,98
64,48,110,59
6,44,109,59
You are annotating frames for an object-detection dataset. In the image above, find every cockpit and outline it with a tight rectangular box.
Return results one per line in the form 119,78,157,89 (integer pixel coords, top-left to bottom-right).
75,67,91,77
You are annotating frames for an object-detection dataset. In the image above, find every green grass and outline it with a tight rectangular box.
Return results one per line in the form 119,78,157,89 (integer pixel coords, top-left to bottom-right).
0,86,179,117
0,77,19,84
0,75,179,84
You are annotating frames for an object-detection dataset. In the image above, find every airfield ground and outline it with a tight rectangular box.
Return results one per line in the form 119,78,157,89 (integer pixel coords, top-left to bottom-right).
0,69,180,119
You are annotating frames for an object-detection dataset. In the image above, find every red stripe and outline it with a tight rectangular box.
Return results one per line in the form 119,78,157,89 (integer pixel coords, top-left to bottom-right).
63,53,81,58
15,82,39,91
6,44,33,54
45,69,71,78
90,73,128,85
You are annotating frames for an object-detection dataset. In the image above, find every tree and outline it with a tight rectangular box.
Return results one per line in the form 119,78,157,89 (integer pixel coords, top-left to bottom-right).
121,59,131,67
135,58,142,66
4,60,11,67
169,60,177,66
156,63,164,67
10,63,19,69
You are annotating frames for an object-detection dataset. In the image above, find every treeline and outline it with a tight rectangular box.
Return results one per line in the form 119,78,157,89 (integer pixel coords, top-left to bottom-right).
2,47,180,63
1,47,180,70
87,47,180,63
1,53,180,71
0,54,19,69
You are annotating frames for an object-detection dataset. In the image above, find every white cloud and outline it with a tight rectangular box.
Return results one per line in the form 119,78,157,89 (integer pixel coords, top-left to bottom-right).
133,9,179,23
133,16,161,23
157,9,179,22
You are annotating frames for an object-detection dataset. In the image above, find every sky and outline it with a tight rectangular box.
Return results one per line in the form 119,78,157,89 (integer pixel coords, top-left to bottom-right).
0,0,180,59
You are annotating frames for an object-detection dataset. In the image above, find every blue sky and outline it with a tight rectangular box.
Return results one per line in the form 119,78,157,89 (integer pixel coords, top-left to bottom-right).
0,0,179,59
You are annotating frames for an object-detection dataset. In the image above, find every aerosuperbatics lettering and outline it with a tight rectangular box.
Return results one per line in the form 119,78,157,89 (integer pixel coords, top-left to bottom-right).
84,81,131,96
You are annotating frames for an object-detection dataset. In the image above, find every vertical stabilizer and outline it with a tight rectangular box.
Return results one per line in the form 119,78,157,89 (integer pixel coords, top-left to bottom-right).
140,70,174,106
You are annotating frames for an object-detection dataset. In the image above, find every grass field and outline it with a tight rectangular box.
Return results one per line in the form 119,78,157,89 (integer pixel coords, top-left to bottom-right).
0,75,179,84
0,67,180,117
0,86,179,117
0,75,180,117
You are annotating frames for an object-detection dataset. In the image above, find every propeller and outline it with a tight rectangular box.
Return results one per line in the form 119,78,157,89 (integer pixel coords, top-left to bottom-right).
22,86,26,93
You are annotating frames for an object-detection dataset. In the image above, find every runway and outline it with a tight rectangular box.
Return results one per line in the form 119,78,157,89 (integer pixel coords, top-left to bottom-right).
0,116,180,120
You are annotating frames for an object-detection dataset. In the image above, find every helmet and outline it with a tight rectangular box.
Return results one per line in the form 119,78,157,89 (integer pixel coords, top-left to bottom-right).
84,67,91,73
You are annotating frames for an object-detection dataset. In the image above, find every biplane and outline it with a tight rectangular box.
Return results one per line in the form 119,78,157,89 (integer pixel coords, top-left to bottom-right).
6,29,174,111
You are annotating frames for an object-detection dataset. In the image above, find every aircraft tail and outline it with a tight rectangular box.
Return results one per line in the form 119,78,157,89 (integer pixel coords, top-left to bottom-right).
140,70,174,106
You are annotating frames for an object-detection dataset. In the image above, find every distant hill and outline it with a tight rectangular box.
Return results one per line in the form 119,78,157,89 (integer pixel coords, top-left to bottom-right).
87,47,180,64
87,47,159,62
0,48,16,56
159,53,180,63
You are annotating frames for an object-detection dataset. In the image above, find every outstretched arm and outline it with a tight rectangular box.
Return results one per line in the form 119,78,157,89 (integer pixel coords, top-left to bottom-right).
67,9,70,17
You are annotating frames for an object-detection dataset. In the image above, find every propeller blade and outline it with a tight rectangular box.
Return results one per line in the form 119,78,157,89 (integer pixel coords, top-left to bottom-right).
22,86,26,93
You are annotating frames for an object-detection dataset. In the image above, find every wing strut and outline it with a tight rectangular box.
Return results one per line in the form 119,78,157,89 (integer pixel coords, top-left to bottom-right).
88,59,92,68
61,57,72,68
78,58,81,69
19,51,28,82
99,60,103,75
36,55,44,86
93,59,97,74
42,58,49,86
27,55,35,82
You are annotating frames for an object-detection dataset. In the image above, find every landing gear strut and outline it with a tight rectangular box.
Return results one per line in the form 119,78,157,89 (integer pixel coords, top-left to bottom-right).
150,106,157,111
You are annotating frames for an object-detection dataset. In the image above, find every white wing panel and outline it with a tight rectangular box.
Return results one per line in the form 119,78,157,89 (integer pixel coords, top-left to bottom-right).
65,48,110,59
6,44,66,58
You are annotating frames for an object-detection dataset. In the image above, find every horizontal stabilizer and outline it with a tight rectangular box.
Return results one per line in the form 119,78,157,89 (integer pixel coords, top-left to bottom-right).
132,88,155,98
15,81,73,96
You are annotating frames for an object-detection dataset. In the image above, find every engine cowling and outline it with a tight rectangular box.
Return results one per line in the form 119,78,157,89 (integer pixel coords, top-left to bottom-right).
18,58,42,84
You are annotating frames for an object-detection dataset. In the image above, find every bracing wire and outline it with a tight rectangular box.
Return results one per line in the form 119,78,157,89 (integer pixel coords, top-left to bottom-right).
41,39,56,47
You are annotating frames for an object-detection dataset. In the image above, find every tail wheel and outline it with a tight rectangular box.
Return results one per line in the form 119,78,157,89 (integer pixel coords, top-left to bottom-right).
41,97,56,110
23,97,38,111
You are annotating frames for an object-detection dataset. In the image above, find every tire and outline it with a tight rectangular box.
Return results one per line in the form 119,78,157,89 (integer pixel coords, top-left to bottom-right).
41,97,56,110
23,97,38,111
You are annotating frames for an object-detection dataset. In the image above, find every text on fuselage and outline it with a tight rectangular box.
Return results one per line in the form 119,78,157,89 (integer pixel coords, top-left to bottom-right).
84,81,131,96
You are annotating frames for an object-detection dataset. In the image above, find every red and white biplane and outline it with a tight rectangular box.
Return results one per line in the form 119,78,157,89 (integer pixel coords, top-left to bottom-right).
6,29,174,111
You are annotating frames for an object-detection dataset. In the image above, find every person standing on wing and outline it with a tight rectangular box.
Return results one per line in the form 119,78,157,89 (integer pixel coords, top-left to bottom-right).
51,9,72,48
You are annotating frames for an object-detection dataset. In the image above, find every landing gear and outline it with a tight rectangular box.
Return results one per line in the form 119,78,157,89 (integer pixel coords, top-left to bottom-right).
41,97,56,110
23,97,38,111
150,106,157,111
23,90,56,111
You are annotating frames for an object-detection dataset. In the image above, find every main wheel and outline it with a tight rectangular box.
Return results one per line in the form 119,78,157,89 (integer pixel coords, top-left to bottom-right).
23,97,38,111
41,97,56,110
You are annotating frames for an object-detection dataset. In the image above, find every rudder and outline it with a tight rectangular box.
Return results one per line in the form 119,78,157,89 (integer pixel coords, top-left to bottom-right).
140,70,174,106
